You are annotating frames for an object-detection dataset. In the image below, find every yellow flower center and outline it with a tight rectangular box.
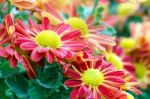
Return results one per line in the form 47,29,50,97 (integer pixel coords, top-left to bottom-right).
107,53,123,70
82,69,104,87
120,38,136,50
35,30,61,48
135,63,147,79
66,17,89,36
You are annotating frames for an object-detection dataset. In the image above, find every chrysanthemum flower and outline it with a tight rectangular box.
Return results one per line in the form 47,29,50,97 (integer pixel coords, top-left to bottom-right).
120,21,150,88
106,42,135,74
0,15,18,67
129,48,150,88
15,17,86,64
120,22,150,51
0,15,36,78
64,52,125,99
34,3,115,52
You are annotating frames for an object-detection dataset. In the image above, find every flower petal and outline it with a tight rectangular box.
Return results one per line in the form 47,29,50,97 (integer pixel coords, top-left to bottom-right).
20,42,37,51
104,71,124,77
105,76,125,84
42,17,51,30
70,88,79,99
65,68,81,79
0,47,9,58
9,56,18,68
64,79,82,87
31,48,43,62
55,23,70,34
98,84,117,98
46,52,53,63
60,30,81,41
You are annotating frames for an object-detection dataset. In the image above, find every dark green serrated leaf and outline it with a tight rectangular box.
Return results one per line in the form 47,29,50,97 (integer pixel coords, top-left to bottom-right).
36,62,62,89
48,85,71,99
0,61,25,78
5,75,28,98
28,85,47,99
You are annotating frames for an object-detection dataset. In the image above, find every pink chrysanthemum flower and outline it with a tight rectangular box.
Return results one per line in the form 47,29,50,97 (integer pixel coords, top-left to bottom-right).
0,15,36,78
120,22,150,51
120,21,150,88
106,44,135,74
129,48,150,89
34,3,116,52
64,52,125,99
15,17,86,63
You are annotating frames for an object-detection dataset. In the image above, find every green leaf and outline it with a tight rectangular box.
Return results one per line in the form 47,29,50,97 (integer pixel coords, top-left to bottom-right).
5,75,28,98
48,86,71,99
0,61,25,78
36,62,62,89
0,79,10,99
28,85,47,99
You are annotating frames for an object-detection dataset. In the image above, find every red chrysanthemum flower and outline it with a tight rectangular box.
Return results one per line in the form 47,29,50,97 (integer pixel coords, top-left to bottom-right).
129,48,150,88
64,52,125,99
106,43,135,74
34,3,115,52
120,22,150,88
0,15,36,78
15,17,86,63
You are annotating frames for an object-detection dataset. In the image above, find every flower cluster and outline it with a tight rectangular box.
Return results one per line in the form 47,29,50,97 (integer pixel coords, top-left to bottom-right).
1,0,150,99
0,13,141,98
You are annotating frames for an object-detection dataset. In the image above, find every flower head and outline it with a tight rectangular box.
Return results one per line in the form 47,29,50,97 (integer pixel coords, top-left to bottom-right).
129,48,150,88
0,15,36,78
35,3,116,52
64,52,125,99
106,43,135,74
120,21,150,88
16,17,86,63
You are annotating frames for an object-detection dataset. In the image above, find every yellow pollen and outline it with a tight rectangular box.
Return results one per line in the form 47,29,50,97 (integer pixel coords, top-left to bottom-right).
135,63,147,79
82,69,104,87
35,30,61,48
66,17,89,36
107,53,123,70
